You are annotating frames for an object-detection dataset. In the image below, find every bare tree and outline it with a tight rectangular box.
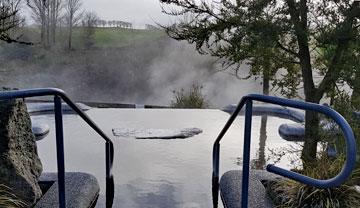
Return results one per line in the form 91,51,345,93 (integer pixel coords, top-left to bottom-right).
50,0,62,44
27,0,46,46
101,19,106,27
81,11,97,49
0,0,29,44
27,0,62,47
65,0,82,49
2,0,21,35
95,19,102,27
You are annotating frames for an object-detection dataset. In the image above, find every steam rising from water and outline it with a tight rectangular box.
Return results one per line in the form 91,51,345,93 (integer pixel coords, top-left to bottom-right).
0,38,262,107
145,40,262,107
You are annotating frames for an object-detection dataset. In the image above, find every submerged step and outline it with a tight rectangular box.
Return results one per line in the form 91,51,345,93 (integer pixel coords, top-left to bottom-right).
222,104,305,123
112,127,203,139
32,121,50,141
26,102,91,115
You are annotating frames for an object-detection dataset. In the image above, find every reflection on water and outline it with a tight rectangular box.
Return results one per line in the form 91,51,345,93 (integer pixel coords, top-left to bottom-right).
35,109,297,208
98,179,182,208
115,179,179,208
233,156,243,166
253,116,267,169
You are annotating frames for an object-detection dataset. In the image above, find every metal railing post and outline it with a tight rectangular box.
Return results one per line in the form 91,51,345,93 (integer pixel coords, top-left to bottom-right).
212,144,220,208
106,142,114,208
212,98,247,208
0,88,114,208
241,100,253,208
54,95,66,208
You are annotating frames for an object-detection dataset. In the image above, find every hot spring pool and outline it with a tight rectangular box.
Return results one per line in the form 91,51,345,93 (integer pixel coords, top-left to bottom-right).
34,108,299,208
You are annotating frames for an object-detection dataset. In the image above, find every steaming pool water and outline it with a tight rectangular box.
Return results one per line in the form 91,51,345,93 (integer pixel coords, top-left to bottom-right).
34,108,299,208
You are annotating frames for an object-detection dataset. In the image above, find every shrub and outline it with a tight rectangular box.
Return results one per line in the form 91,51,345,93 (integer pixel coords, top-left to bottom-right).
265,91,360,208
327,92,360,168
266,154,360,208
170,84,210,109
0,184,27,208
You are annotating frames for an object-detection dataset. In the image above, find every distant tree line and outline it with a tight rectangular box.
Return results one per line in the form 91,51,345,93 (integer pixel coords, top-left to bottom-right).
145,24,159,30
96,19,132,29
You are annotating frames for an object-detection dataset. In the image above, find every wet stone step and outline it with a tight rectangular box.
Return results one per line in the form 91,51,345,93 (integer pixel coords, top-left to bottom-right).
220,170,283,208
35,172,100,208
222,104,305,123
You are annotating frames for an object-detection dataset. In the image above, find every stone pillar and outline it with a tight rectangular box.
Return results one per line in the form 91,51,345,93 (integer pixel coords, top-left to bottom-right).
0,98,43,206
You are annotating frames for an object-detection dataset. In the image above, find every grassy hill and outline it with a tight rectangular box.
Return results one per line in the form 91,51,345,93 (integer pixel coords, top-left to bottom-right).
93,27,166,48
17,26,167,49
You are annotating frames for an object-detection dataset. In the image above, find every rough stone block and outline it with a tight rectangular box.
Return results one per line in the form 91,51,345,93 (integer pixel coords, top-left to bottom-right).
0,98,43,206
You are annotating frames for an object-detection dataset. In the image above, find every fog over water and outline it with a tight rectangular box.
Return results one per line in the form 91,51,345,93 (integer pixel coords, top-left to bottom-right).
6,0,265,107
1,38,262,107
145,40,262,107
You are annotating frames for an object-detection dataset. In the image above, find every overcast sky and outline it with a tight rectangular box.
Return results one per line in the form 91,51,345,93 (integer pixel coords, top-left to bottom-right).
83,0,173,27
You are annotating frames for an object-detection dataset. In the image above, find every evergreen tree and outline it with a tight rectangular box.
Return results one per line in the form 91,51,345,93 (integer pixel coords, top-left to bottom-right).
161,0,360,166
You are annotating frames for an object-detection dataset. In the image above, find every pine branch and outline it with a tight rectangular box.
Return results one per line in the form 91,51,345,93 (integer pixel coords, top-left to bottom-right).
0,34,33,45
277,41,299,57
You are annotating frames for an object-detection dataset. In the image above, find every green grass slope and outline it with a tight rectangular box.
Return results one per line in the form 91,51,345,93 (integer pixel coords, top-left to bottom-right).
94,27,166,48
18,26,167,49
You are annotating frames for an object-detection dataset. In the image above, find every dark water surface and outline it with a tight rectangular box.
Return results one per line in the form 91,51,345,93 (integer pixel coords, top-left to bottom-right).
35,109,297,208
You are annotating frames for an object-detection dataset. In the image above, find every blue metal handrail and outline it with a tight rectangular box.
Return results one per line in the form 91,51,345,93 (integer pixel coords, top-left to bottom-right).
212,94,357,208
0,88,114,208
